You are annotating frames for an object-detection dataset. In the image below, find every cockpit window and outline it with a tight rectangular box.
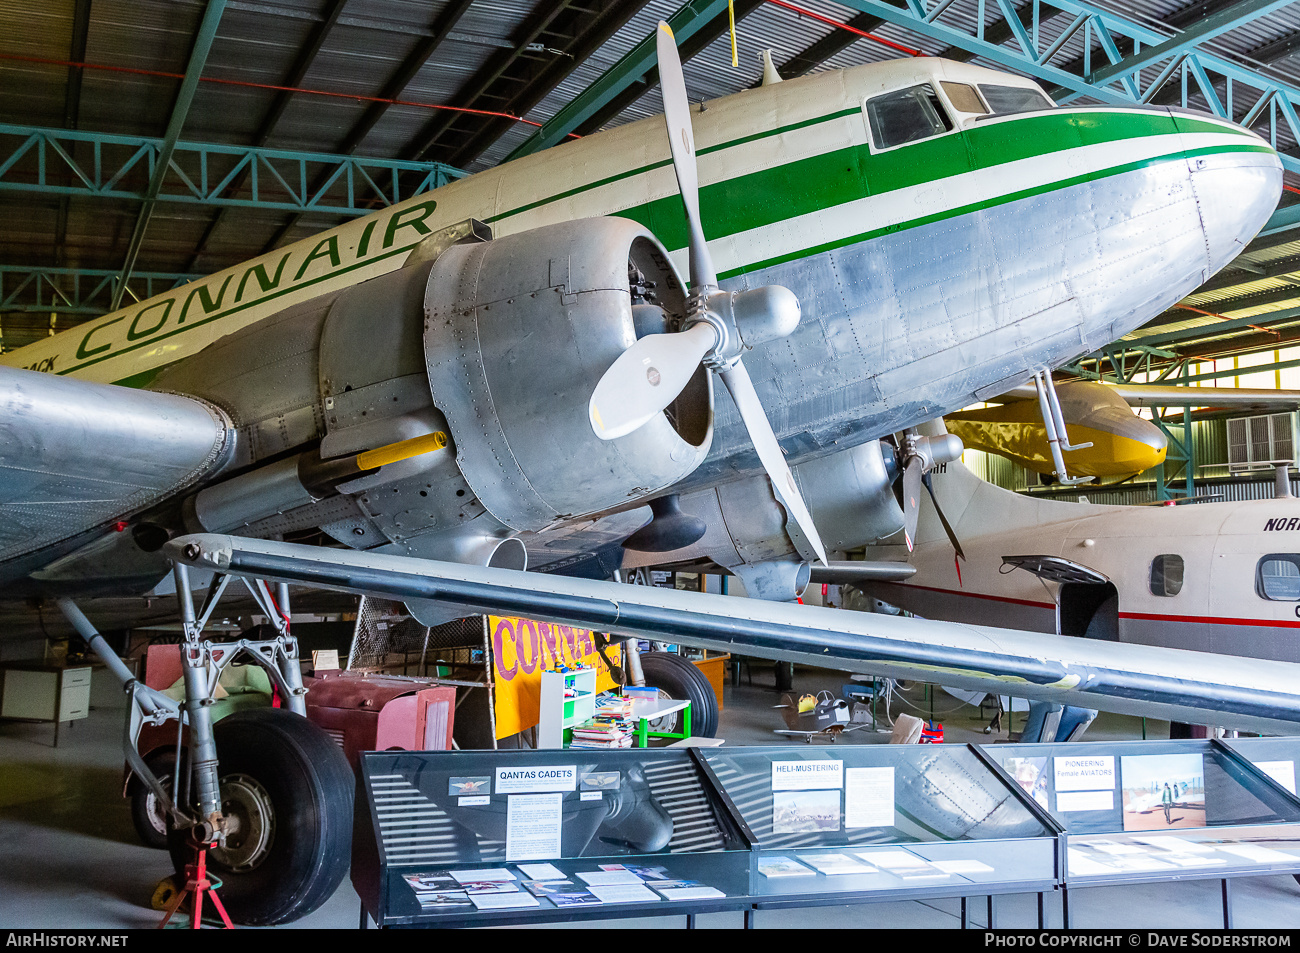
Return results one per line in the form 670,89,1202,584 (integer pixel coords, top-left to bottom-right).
978,84,1053,115
1149,554,1184,597
1258,554,1300,601
941,82,988,115
866,84,954,150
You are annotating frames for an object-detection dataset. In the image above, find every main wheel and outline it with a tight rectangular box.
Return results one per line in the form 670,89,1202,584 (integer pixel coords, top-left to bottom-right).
637,652,719,739
130,748,184,850
168,708,353,926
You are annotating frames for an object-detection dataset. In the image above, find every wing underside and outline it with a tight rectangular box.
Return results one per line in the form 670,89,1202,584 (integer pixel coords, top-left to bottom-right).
169,533,1300,735
0,367,231,565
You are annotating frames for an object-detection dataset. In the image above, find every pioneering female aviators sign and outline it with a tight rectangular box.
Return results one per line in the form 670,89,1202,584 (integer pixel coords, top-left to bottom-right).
489,615,621,738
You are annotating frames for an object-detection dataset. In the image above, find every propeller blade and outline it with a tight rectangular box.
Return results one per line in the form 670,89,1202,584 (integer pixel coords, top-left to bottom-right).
922,470,966,561
590,322,718,440
656,22,717,290
902,456,922,552
719,361,827,565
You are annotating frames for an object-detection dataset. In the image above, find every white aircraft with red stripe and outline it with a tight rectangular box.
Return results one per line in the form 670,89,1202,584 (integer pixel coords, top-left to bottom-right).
869,443,1300,665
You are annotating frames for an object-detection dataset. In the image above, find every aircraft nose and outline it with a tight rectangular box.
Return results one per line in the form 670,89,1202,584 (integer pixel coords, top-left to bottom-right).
1090,405,1168,475
1188,146,1283,276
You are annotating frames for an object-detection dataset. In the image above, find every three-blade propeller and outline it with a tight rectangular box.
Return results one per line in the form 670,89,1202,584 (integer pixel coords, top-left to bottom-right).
589,21,826,565
897,430,965,560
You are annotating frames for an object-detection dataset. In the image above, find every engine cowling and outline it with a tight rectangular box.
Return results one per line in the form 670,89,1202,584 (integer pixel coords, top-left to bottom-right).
155,218,712,593
423,217,712,531
622,439,905,600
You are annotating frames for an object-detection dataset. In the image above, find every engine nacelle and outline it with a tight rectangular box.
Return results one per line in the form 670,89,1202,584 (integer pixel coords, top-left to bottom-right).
423,217,712,532
655,440,904,568
153,217,713,585
795,439,905,549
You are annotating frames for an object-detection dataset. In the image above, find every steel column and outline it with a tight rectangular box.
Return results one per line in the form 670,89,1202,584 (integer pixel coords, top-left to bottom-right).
111,0,228,311
505,0,733,161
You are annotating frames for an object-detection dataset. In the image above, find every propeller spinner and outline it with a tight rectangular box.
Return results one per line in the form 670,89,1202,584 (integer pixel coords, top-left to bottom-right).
589,22,827,565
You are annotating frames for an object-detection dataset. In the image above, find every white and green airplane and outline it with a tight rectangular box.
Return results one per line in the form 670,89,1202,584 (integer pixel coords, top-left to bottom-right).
0,24,1290,924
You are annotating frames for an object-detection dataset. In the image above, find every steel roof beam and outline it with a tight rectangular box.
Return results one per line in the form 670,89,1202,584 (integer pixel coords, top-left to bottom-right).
186,0,349,271
563,0,765,144
256,0,476,256
0,267,197,317
333,0,476,157
1123,307,1300,347
504,0,737,162
408,0,653,172
1182,282,1300,314
832,0,1131,103
1189,255,1300,295
401,0,579,163
1071,0,1295,96
0,125,466,215
1259,202,1300,237
772,11,886,80
53,0,92,272
110,0,227,312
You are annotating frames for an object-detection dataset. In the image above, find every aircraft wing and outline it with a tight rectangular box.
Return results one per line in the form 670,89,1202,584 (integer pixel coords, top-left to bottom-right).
0,367,231,567
999,380,1300,411
170,533,1300,735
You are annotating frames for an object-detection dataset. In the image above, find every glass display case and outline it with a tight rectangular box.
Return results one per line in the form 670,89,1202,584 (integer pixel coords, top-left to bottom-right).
1224,736,1300,799
988,739,1300,927
696,744,1062,916
353,747,753,927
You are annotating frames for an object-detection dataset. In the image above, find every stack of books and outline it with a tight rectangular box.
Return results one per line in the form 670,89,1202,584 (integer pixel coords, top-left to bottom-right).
569,694,639,748
592,693,634,718
568,714,633,748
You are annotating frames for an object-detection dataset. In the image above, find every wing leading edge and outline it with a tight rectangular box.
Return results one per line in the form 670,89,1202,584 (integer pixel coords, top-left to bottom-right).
0,367,232,567
167,533,1300,735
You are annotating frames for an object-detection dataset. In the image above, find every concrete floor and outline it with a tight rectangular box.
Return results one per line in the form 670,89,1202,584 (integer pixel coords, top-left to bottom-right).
1,661,1298,929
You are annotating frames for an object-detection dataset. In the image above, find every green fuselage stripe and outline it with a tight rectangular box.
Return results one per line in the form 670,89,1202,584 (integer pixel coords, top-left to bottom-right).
56,107,1254,382
713,141,1272,280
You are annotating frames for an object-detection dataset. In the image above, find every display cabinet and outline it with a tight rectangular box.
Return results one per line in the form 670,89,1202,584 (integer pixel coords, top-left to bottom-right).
0,663,91,746
1223,736,1300,798
696,743,1063,927
353,746,754,927
987,739,1300,927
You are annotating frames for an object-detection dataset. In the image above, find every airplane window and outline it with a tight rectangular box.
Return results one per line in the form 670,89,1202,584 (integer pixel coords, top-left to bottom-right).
1149,554,1184,597
978,84,1053,115
941,82,988,115
866,84,954,150
1258,555,1300,601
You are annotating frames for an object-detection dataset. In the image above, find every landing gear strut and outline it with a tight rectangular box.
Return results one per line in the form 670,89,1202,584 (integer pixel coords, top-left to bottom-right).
58,564,353,925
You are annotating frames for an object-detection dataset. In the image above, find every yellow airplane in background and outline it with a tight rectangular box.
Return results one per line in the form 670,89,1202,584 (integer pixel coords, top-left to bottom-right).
947,379,1300,483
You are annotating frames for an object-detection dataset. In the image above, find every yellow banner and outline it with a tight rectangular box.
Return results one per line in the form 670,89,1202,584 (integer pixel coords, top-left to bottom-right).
489,616,620,739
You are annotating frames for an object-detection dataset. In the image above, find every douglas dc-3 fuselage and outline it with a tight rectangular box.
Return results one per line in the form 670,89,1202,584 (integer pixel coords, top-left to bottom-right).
0,56,1282,599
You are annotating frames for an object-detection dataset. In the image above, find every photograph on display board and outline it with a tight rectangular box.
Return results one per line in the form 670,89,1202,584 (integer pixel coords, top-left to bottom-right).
1002,756,1049,808
772,789,841,834
1120,753,1207,831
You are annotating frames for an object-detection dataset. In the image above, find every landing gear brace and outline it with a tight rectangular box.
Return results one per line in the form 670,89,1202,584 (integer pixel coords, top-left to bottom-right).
57,562,327,926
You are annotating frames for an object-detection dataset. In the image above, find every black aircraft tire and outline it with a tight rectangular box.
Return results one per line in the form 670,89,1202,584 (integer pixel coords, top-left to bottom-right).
168,708,353,926
130,749,183,850
638,652,719,739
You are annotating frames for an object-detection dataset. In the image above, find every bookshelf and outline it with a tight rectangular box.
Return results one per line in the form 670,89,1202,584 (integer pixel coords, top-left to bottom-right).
538,667,596,748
